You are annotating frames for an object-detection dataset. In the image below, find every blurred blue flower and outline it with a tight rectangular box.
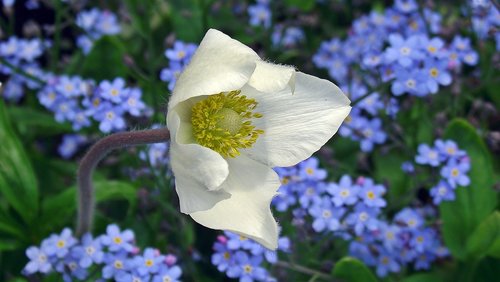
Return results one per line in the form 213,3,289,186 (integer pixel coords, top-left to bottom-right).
308,196,343,232
23,246,52,274
415,143,441,166
101,224,135,253
327,175,359,207
441,158,471,188
248,4,271,29
227,251,268,282
58,134,87,159
359,178,387,208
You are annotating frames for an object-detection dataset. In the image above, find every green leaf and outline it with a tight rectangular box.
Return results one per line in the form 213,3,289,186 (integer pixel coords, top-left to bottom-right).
0,208,26,238
373,150,411,209
487,238,500,258
0,101,39,224
466,211,500,258
7,106,71,135
40,180,138,231
284,0,315,11
402,273,443,282
332,257,378,282
0,239,22,251
169,0,203,42
440,119,497,260
81,36,128,81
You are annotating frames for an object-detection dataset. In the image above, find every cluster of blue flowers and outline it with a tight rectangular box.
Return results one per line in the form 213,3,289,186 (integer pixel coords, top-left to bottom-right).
160,41,197,91
405,139,471,205
313,0,483,153
211,231,290,282
23,225,182,282
58,134,88,159
0,37,46,101
37,76,149,134
272,156,449,277
469,0,500,48
76,8,121,54
248,0,272,29
271,25,305,49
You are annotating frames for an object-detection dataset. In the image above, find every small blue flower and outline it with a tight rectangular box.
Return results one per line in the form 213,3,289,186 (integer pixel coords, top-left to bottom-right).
55,252,88,282
99,78,127,103
164,41,197,63
94,104,126,133
58,134,87,159
375,249,400,277
297,157,327,181
394,208,423,229
359,178,387,208
72,233,104,268
410,228,434,253
413,251,436,270
101,224,135,253
308,196,343,232
212,238,234,272
133,248,165,276
391,68,428,97
226,251,268,282
44,228,77,258
346,204,380,235
415,143,440,166
102,252,130,281
327,175,359,207
23,246,52,274
358,118,387,152
401,161,415,173
18,39,44,61
430,180,456,205
248,4,272,29
422,58,452,94
123,87,147,116
152,264,182,282
384,34,422,67
225,232,255,251
434,139,466,160
440,158,471,188
394,0,418,13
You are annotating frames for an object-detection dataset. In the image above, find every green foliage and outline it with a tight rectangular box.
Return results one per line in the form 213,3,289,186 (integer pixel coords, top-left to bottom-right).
331,257,378,282
466,211,500,259
168,0,204,42
440,119,497,260
284,0,316,11
0,101,39,224
81,36,128,81
40,180,138,232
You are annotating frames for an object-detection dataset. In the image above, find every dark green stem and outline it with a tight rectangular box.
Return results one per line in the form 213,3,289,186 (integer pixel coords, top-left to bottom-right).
76,128,170,236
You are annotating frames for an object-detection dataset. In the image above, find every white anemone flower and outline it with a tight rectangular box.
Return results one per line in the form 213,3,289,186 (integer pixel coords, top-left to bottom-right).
167,29,351,249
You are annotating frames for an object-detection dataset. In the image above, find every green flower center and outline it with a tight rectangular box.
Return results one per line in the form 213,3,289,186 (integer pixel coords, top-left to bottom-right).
191,90,264,158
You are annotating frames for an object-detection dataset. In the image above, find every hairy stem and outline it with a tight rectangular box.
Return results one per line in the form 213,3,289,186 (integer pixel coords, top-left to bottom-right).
76,128,170,236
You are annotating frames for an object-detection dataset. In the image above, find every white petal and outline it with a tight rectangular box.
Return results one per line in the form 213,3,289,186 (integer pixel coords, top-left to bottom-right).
167,108,229,192
168,29,260,109
242,72,351,167
248,60,296,93
171,143,231,214
190,155,280,250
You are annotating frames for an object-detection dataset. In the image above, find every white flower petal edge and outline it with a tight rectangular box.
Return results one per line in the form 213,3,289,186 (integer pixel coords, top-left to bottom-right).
190,154,280,250
247,60,296,93
241,72,351,167
168,29,260,109
168,109,229,195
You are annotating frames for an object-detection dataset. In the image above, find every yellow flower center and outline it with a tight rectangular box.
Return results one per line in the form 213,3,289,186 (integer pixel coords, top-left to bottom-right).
111,89,119,96
56,240,66,248
191,90,264,158
244,264,253,273
145,259,154,267
113,237,122,244
306,168,314,175
381,256,389,265
451,168,459,177
430,68,439,77
223,252,231,260
114,260,123,269
427,46,437,53
366,191,375,199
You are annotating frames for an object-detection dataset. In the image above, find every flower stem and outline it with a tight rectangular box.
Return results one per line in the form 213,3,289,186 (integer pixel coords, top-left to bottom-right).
76,128,170,236
275,261,335,281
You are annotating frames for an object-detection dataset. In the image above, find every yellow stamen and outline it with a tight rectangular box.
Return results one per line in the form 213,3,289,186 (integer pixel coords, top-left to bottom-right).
191,90,264,158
